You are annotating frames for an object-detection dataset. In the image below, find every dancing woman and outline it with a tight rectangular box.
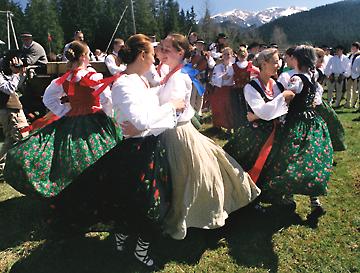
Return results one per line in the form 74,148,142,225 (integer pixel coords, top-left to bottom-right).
156,33,260,240
224,49,295,175
4,41,120,200
100,34,184,269
261,45,333,218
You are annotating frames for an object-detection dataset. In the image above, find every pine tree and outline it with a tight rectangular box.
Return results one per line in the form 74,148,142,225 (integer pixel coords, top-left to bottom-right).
134,0,158,36
24,0,64,54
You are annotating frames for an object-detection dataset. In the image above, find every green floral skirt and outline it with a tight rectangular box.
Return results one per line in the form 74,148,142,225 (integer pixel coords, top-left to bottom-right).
91,136,172,225
4,112,121,198
315,101,346,151
260,115,333,197
223,120,274,172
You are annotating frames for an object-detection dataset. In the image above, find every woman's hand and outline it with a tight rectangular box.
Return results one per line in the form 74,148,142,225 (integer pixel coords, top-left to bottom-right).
121,121,142,137
171,99,186,112
247,112,259,122
283,90,296,104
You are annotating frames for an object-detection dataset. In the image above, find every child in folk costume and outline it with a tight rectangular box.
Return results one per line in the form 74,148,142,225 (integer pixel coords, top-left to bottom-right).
230,46,260,128
99,34,184,269
210,47,236,129
4,41,120,219
156,33,260,240
260,45,333,220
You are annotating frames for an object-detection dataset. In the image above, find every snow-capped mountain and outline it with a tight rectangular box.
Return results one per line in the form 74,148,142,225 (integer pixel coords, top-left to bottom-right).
211,6,308,28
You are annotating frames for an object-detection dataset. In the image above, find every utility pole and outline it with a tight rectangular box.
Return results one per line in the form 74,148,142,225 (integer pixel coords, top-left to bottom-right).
105,6,129,53
0,11,19,50
130,0,136,34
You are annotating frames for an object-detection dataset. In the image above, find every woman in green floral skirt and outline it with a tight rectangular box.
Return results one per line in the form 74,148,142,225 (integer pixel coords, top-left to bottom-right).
4,41,121,209
223,48,295,176
260,45,334,220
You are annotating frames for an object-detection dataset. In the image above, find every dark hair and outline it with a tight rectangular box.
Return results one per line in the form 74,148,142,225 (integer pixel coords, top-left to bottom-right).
64,41,88,63
285,47,296,56
352,42,360,49
292,45,317,72
248,42,259,50
1,50,22,75
335,45,344,51
118,34,151,64
167,33,191,59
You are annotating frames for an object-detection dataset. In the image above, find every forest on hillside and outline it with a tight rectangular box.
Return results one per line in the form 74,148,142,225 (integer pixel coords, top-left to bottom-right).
0,0,359,55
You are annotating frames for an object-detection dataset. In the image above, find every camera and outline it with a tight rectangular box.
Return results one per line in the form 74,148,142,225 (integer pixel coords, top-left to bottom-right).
11,56,27,68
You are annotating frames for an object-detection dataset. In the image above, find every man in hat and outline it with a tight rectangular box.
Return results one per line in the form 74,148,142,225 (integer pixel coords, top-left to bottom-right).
247,42,260,61
324,45,351,107
209,33,228,60
20,32,48,66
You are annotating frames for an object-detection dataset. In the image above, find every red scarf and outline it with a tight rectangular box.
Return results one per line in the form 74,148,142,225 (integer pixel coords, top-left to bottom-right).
160,63,183,85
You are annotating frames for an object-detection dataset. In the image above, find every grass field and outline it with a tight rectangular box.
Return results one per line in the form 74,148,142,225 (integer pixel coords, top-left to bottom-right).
0,109,359,273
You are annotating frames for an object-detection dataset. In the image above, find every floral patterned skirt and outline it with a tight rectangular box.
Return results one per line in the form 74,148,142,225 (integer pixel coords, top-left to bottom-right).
4,112,121,198
260,115,333,197
223,120,274,172
91,136,172,225
315,101,346,151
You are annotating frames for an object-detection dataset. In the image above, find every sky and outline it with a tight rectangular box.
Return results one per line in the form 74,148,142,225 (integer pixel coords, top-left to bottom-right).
177,0,341,16
15,0,342,16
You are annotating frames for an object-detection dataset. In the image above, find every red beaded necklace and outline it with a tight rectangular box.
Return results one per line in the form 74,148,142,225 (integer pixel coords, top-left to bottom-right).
257,77,274,97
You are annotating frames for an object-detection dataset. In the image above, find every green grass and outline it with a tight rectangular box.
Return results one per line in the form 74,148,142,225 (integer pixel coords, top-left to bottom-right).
0,109,359,273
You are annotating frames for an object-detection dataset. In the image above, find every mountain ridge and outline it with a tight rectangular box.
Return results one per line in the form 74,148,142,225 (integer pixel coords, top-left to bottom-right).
211,6,308,28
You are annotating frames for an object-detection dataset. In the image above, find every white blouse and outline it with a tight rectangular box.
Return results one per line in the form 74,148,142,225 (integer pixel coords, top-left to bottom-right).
286,72,324,105
143,63,170,87
111,73,177,138
211,63,234,87
43,68,113,117
244,78,288,121
157,69,195,123
105,52,126,75
277,69,296,89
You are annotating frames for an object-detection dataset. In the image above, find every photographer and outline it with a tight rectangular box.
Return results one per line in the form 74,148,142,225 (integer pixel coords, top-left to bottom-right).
0,56,29,178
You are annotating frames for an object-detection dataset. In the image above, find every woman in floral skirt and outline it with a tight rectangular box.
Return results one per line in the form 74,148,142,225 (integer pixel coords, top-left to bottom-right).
260,45,333,219
4,41,120,212
99,34,185,269
224,49,295,175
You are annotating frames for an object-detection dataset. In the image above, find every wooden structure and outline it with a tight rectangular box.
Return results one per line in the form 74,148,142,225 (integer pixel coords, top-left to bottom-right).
46,61,111,76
